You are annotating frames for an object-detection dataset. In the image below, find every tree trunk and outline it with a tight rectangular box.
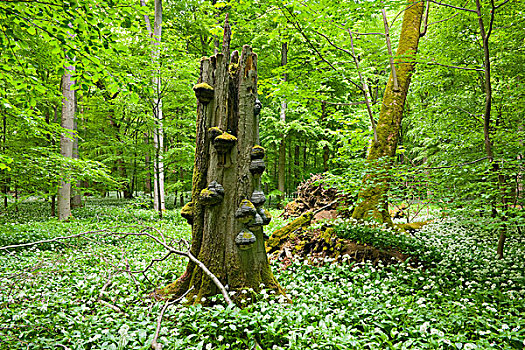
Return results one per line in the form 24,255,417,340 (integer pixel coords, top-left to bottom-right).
277,42,288,205
163,19,284,304
58,65,76,221
152,0,165,214
71,117,82,208
2,114,8,210
144,132,152,196
474,0,507,259
352,0,424,225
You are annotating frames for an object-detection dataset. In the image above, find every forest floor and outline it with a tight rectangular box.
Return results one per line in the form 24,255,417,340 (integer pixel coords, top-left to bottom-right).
0,198,524,349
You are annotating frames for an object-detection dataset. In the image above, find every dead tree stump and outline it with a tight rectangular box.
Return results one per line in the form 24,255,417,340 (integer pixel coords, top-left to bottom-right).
164,18,284,305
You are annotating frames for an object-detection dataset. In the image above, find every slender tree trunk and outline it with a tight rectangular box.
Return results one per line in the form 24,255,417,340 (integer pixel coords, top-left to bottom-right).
71,117,82,208
474,0,507,259
144,132,152,196
58,65,76,220
277,42,288,205
294,143,300,183
145,0,165,214
352,0,424,225
320,102,330,172
2,114,8,210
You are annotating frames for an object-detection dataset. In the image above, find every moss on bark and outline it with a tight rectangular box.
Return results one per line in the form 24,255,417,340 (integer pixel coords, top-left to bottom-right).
352,0,424,226
266,212,314,254
163,22,284,306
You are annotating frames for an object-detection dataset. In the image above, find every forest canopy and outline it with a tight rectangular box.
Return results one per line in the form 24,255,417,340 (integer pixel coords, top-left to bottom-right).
0,0,523,348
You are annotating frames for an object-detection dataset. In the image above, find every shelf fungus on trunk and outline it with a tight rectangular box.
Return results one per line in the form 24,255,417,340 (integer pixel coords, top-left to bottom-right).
234,199,257,223
249,159,265,175
254,98,262,117
250,190,266,206
213,131,237,154
235,228,256,249
250,145,265,160
181,201,194,224
193,82,214,104
199,181,224,206
258,207,272,226
248,212,264,228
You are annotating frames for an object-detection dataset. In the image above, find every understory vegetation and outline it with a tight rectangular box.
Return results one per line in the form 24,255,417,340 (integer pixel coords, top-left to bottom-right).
1,200,523,349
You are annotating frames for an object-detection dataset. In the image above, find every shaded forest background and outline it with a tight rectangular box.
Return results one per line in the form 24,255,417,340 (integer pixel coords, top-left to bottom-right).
0,0,523,225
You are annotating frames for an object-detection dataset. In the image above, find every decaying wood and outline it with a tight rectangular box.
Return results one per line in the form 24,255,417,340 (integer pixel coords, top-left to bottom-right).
282,174,341,218
165,17,284,304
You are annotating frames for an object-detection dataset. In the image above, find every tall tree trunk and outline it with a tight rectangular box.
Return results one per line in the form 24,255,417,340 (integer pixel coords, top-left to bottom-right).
320,102,330,172
144,0,165,214
352,0,424,225
71,116,82,208
277,42,288,205
2,114,8,210
58,65,76,220
474,0,507,259
163,19,283,304
144,132,152,196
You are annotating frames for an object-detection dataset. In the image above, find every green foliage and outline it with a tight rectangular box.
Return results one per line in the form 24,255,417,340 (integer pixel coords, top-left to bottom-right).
1,202,524,349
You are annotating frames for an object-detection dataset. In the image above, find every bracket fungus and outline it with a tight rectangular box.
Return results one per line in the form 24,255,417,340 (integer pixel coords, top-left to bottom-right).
250,190,266,207
258,207,272,226
180,202,194,224
249,159,266,175
209,126,224,140
248,212,264,228
234,199,256,223
213,132,237,154
254,98,262,117
199,181,225,206
193,82,214,104
250,145,265,160
235,228,256,249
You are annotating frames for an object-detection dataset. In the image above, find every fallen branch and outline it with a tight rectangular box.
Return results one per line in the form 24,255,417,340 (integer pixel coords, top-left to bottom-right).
151,287,194,350
0,229,109,251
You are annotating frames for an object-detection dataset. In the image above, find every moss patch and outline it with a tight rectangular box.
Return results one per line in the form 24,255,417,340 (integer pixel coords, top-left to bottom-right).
395,221,432,233
193,82,214,91
266,212,314,254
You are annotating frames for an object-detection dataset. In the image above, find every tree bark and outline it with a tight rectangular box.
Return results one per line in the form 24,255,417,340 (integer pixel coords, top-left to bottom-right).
58,65,76,220
474,0,507,259
141,0,165,213
152,0,165,214
351,0,424,225
163,19,284,304
277,42,288,205
71,116,82,208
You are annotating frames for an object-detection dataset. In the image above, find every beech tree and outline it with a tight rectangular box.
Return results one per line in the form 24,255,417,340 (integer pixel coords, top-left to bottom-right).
57,64,76,220
140,0,166,214
163,19,284,304
351,0,425,225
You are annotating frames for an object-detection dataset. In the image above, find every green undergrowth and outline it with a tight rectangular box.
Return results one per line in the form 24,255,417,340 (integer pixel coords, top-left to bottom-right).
0,200,524,349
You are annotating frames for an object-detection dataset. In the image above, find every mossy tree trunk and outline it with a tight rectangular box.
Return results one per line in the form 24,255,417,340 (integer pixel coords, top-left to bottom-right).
165,18,284,305
351,0,424,225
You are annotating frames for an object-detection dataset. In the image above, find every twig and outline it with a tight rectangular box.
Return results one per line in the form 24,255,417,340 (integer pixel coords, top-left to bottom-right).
381,7,399,91
428,0,477,12
313,200,339,215
310,98,366,106
0,229,109,250
151,287,194,350
348,31,377,143
422,157,489,169
416,60,484,71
